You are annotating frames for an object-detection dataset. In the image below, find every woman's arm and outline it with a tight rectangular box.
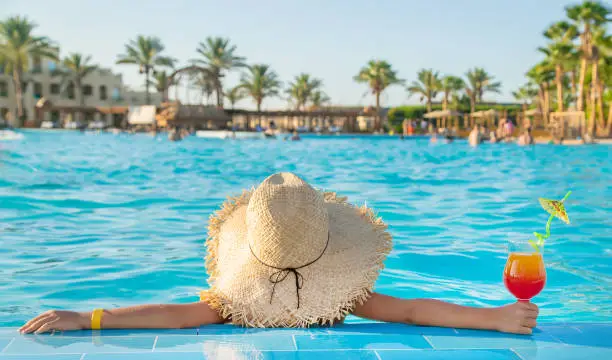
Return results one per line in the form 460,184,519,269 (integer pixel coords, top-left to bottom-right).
20,301,224,334
353,293,539,334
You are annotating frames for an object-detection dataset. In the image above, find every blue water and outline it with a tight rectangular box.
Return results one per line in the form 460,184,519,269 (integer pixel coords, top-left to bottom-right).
0,130,610,327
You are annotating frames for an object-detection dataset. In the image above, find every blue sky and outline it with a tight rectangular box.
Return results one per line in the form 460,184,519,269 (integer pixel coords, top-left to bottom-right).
5,0,580,109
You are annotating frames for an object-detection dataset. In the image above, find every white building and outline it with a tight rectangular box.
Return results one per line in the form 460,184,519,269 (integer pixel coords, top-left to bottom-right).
0,55,162,127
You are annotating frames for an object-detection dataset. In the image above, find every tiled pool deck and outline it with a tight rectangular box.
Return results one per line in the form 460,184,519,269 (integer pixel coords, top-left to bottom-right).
0,322,610,359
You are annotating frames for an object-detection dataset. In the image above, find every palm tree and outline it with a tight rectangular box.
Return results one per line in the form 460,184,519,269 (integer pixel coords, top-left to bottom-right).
513,84,538,129
354,60,403,131
193,71,216,105
224,85,247,109
0,16,56,126
286,73,323,111
513,84,539,110
239,64,282,112
439,76,465,110
148,70,176,102
464,68,502,113
407,69,440,112
590,27,611,133
543,21,580,105
544,21,578,43
309,90,331,109
192,37,245,107
566,1,610,112
59,53,97,110
538,43,576,111
527,61,556,125
116,35,175,105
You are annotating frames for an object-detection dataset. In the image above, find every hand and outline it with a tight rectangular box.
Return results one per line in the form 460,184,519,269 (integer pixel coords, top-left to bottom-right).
20,310,90,334
493,302,539,335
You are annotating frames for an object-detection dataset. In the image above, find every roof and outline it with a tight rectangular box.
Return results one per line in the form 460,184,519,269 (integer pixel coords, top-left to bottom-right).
157,103,231,126
524,109,542,116
470,109,498,118
423,110,463,118
96,106,129,115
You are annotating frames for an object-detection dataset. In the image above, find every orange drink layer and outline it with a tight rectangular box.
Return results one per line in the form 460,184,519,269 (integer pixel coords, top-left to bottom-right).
503,252,546,301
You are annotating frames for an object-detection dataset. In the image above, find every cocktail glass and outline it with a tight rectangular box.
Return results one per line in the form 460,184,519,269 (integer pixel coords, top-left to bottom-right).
503,240,546,302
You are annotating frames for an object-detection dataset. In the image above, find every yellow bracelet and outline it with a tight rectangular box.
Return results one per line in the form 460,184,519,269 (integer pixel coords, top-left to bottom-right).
91,309,104,330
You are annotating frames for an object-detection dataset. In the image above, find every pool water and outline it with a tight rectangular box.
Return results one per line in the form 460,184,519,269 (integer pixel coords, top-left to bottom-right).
0,131,610,327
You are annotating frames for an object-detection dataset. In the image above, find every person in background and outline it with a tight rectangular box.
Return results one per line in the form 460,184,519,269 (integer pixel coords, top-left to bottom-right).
505,119,515,138
490,131,498,144
291,130,301,141
517,126,534,146
496,118,506,140
468,125,481,147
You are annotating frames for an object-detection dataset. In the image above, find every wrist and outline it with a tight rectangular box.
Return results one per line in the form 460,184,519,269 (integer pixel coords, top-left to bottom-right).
488,308,504,332
78,311,92,330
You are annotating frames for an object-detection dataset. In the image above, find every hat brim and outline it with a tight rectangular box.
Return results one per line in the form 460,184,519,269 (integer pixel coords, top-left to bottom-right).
201,190,393,328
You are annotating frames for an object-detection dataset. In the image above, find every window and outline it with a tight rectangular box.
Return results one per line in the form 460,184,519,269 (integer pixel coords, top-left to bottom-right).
111,88,121,101
50,83,61,95
82,85,93,96
85,112,95,122
51,111,60,122
66,83,75,99
99,85,107,100
0,81,7,97
32,57,42,73
48,61,57,73
34,82,43,98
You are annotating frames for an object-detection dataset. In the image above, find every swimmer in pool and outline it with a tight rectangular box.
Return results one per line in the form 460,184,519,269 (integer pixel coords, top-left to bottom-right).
21,173,538,335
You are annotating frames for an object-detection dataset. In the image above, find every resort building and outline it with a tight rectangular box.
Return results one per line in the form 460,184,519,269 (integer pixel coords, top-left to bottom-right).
0,56,161,127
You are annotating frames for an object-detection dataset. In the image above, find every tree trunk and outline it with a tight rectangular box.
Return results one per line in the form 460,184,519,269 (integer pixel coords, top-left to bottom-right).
12,68,24,127
605,101,612,136
555,65,564,112
588,85,596,136
162,87,168,102
544,86,550,125
76,78,85,123
570,70,577,106
470,95,475,114
426,97,432,113
375,91,381,131
591,61,604,130
216,84,223,108
596,80,605,131
535,85,544,129
442,93,448,111
576,57,587,111
145,67,151,105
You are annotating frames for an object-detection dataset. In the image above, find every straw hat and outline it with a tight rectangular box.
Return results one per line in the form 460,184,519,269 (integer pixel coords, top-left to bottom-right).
201,172,393,327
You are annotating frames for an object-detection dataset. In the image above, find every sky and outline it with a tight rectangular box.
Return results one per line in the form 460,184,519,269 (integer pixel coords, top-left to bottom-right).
3,0,583,109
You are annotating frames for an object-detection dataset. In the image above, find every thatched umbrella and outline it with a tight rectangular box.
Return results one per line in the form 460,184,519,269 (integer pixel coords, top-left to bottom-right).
424,110,464,129
470,109,498,129
522,108,543,130
163,104,231,130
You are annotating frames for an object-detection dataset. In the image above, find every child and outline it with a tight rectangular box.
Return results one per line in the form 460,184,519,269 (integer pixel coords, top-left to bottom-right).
21,173,538,335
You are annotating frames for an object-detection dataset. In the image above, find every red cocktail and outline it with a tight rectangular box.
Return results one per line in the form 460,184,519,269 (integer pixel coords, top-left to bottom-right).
503,252,546,301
